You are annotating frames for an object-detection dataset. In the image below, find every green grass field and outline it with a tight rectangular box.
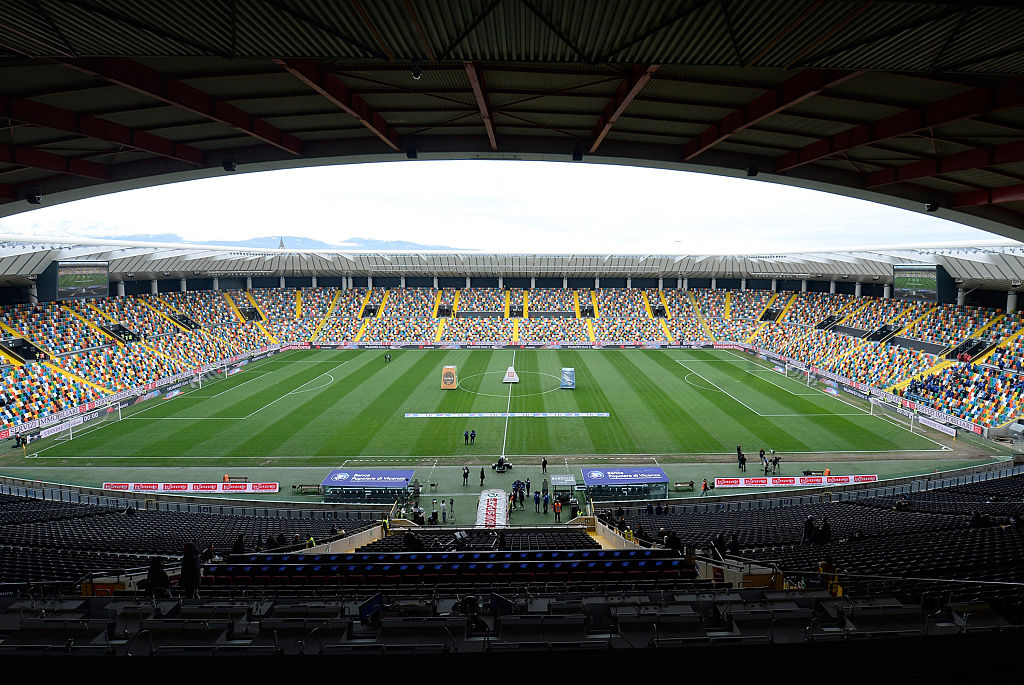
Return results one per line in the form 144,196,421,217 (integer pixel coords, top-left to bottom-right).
15,347,952,464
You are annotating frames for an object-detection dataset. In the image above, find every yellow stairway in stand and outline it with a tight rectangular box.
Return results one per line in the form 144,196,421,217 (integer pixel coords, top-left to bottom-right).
244,290,271,321
376,290,390,318
686,291,715,340
889,359,955,392
295,290,302,319
896,306,937,336
0,320,49,355
585,318,596,342
590,291,600,317
513,318,520,342
724,292,732,319
756,292,779,321
451,291,459,316
642,291,654,318
522,291,529,319
775,293,798,322
658,290,672,318
60,305,122,346
659,318,674,342
222,292,246,323
310,290,342,342
43,361,112,395
838,300,869,325
253,320,278,344
434,319,445,342
746,322,767,344
504,291,511,318
432,290,442,318
140,299,190,333
573,291,581,318
354,319,370,342
357,289,372,318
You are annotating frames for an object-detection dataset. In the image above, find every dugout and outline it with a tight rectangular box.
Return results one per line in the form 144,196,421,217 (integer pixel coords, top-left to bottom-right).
582,467,669,502
550,474,577,504
321,469,413,504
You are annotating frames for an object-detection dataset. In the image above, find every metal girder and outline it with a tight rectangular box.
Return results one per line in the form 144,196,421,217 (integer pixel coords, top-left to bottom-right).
64,58,304,156
0,93,204,166
464,62,496,151
951,184,1024,208
682,69,860,160
589,64,659,155
777,76,1024,172
277,60,400,152
866,140,1024,188
0,142,107,180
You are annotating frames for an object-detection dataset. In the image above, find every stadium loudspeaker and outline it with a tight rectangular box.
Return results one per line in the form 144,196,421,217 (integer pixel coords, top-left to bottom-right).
406,145,418,159
222,159,236,172
925,199,940,212
572,145,583,161
746,162,759,177
25,193,42,205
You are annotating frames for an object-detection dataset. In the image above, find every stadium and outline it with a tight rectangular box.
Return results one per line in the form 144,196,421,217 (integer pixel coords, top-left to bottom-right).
0,0,1023,672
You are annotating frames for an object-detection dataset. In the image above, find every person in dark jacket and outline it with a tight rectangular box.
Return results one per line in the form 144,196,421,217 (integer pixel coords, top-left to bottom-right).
179,543,202,598
144,557,171,597
801,515,815,545
231,534,245,555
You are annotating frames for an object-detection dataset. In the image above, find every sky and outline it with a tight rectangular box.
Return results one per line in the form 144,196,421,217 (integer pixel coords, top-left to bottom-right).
0,160,1003,253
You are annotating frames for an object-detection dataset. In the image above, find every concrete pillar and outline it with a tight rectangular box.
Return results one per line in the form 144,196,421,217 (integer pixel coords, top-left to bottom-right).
682,277,688,291
213,277,219,291
401,276,406,288
855,282,862,297
498,276,503,289
595,277,600,289
711,278,717,290
883,283,891,299
311,276,317,287
433,276,438,289
347,277,353,290
658,278,664,291
150,279,158,295
531,277,536,289
279,276,286,289
801,279,808,293
829,280,836,294
741,278,747,291
28,283,38,304
627,277,632,289
246,276,252,290
368,276,373,289
956,288,965,306
1008,290,1018,313
562,277,567,289
677,277,682,289
465,276,470,288
116,281,125,297
771,279,777,291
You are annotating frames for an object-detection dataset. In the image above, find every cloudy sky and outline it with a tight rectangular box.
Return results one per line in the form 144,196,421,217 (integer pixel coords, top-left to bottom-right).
0,160,1003,253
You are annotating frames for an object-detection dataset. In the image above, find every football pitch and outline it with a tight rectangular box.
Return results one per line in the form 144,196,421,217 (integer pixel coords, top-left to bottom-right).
14,347,956,465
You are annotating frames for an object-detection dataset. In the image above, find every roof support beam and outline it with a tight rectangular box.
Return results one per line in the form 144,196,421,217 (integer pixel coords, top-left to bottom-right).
777,76,1024,172
0,143,108,180
951,184,1024,208
682,69,860,160
590,65,659,155
275,60,400,152
64,58,304,156
866,140,1024,188
463,62,496,151
0,94,205,166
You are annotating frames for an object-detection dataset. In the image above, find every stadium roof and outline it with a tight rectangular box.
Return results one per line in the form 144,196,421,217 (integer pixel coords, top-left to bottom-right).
2,2,1024,241
3,234,1024,291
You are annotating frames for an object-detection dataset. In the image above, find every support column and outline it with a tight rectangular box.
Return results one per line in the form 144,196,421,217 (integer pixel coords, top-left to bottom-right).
627,277,632,289
855,282,862,297
957,288,966,306
279,276,286,288
368,276,374,289
741,278,747,291
347,277,353,290
465,276,470,288
150,279,158,295
531,277,536,289
829,280,836,294
677,277,683,289
658,278,664,291
401,276,406,288
801,279,808,293
682,277,688,290
213,277,219,291
433,276,438,289
771,279,777,292
311,276,317,287
116,281,125,297
562,277,567,289
595,277,600,289
28,282,38,304
180,278,187,292
246,277,252,290
711,278,717,290
498,276,503,289
883,283,891,299
1008,290,1018,313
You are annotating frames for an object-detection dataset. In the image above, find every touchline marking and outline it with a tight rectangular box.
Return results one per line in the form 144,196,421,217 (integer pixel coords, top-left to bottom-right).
191,372,269,399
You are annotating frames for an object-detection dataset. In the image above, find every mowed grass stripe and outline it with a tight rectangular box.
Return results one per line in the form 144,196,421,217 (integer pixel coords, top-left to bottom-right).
551,350,637,455
410,350,495,454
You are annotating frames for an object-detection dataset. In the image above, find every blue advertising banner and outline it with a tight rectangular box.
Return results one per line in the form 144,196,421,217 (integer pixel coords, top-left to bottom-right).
581,467,669,486
321,469,415,489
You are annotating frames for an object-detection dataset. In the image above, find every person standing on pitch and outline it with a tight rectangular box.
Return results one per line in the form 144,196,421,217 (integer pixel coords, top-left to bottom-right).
449,498,456,521
553,499,562,522
542,458,548,474
464,430,469,445
534,490,541,512
543,492,549,514
480,467,485,487
441,498,447,523
525,477,531,496
462,466,469,485
701,478,710,497
470,429,476,445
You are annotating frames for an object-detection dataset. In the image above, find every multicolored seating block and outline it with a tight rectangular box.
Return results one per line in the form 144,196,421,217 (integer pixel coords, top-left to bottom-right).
519,318,588,342
381,289,436,318
441,317,512,341
458,288,505,312
528,289,575,312
0,362,102,427
595,289,647,318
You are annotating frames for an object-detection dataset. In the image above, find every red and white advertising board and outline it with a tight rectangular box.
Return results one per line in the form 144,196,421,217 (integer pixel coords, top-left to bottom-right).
102,482,280,493
715,475,878,488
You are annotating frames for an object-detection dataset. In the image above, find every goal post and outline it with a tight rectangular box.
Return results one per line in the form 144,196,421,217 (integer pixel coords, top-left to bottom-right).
869,398,916,433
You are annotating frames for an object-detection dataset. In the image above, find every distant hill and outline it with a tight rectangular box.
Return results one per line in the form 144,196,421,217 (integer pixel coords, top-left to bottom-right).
92,234,463,251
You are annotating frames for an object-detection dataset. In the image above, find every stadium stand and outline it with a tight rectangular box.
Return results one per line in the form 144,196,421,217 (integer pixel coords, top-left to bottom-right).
159,290,236,327
779,292,854,327
58,344,187,391
0,363,102,426
0,302,109,355
361,318,435,342
458,288,505,312
528,289,575,312
842,297,927,331
901,304,1001,347
440,317,512,342
519,317,589,342
69,295,179,337
728,289,774,320
144,329,240,368
689,289,728,319
593,317,666,342
903,362,1024,427
594,289,648,317
381,288,436,318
